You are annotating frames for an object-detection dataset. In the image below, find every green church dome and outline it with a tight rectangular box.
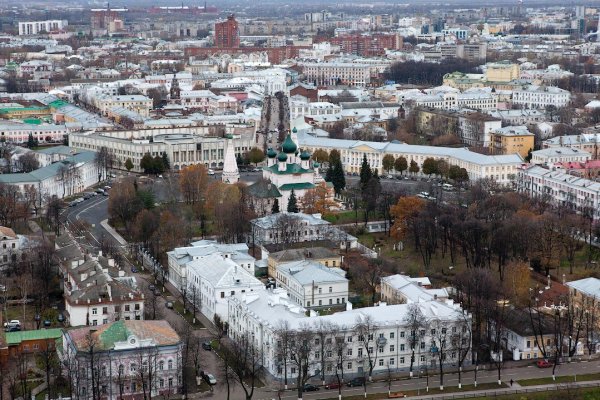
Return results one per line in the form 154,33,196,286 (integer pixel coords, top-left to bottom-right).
282,134,297,154
300,150,311,160
267,148,277,158
277,152,288,162
225,134,234,139
292,127,298,133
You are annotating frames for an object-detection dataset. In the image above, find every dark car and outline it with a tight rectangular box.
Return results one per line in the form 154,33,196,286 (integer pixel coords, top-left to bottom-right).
325,381,342,390
303,384,320,392
131,267,138,273
202,341,212,351
347,377,366,387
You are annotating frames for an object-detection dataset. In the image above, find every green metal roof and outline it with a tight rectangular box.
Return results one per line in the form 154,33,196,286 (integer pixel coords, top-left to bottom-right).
98,320,128,349
6,328,63,346
279,182,316,191
266,163,312,175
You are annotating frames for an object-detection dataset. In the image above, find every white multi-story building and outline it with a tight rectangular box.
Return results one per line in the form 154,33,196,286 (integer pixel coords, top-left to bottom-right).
543,134,600,159
69,131,256,172
516,165,600,220
486,109,546,126
18,20,68,35
227,289,471,380
186,253,264,321
0,122,67,144
96,95,153,117
512,85,571,109
301,63,372,86
297,131,523,184
0,226,25,266
407,91,498,111
275,260,348,308
530,147,592,165
289,100,341,120
167,240,256,295
61,320,183,399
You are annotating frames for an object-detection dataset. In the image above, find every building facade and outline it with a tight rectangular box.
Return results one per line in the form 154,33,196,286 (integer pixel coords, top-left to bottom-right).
215,15,240,48
18,20,68,35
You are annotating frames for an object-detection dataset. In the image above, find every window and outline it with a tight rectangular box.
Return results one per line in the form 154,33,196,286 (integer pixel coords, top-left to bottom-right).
390,332,395,339
92,308,98,315
315,338,320,345
131,363,137,372
159,361,164,370
319,300,322,306
92,320,98,326
400,357,405,364
291,367,296,374
102,307,108,314
326,351,332,358
420,342,425,350
358,348,363,357
125,305,130,312
400,331,405,338
101,366,107,377
168,359,173,370
390,358,395,365
359,335,364,342
118,364,124,375
390,345,395,352
347,336,353,343
329,287,332,293
347,362,352,370
168,377,173,387
347,348,353,356
526,340,531,348
379,359,384,366
159,378,164,388
103,319,108,324
368,347,373,354
431,329,436,335
378,346,384,353
368,334,374,340
420,355,425,362
221,292,225,298
135,304,140,311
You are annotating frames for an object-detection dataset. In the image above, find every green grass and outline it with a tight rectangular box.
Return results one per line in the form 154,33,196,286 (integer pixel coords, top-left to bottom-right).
172,300,204,329
339,383,506,400
465,387,600,400
518,373,600,387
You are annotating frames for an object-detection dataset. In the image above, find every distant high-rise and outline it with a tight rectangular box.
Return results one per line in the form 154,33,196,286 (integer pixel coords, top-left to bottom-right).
215,14,240,48
575,5,586,18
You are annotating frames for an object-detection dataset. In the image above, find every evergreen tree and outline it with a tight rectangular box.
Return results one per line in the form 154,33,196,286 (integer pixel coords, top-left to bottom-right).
125,158,134,171
287,189,299,213
153,155,165,174
271,198,280,214
140,153,154,173
236,153,244,166
325,165,334,182
27,133,38,149
161,152,170,170
331,158,346,195
359,154,372,193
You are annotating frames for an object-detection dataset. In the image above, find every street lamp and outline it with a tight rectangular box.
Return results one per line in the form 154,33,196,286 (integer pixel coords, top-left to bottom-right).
34,313,41,330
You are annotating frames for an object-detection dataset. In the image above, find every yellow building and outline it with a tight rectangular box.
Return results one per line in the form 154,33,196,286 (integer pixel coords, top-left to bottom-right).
489,126,534,158
485,61,520,82
267,246,342,278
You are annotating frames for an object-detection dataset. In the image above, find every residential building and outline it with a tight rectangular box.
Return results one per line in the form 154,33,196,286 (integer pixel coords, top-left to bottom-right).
512,86,571,109
531,147,592,165
489,126,534,158
566,277,600,303
408,91,498,111
504,309,556,361
297,131,523,184
0,227,24,266
289,100,341,120
267,246,342,278
487,109,546,126
64,254,145,327
485,61,520,82
380,274,448,304
516,165,600,220
18,20,68,35
326,33,402,57
186,252,264,321
61,320,182,399
274,260,348,308
96,95,153,117
543,134,600,159
215,15,240,48
0,329,62,363
227,289,471,379
167,239,256,294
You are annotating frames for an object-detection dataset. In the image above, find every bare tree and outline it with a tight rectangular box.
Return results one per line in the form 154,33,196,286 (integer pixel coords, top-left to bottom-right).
288,324,318,400
314,320,335,385
274,320,293,389
429,319,451,390
404,303,428,377
136,346,159,400
452,312,472,389
354,315,381,381
227,332,262,400
330,324,347,400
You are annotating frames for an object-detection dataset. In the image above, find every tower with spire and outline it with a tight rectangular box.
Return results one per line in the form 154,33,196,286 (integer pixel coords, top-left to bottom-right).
221,134,239,184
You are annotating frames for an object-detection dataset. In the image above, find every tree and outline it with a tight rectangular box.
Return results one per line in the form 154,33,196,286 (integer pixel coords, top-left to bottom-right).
312,149,329,164
19,152,39,172
161,152,170,170
354,315,380,382
328,153,346,195
430,319,451,390
179,164,209,217
274,321,293,389
95,146,115,182
394,156,408,175
302,182,336,215
404,304,428,377
437,160,449,178
390,196,426,241
125,158,134,171
108,179,143,234
247,147,265,165
382,154,395,173
140,153,154,174
226,333,262,400
422,157,438,176
408,159,420,175
27,133,38,148
287,189,299,213
288,325,318,400
359,154,372,192
363,173,381,223
271,198,280,214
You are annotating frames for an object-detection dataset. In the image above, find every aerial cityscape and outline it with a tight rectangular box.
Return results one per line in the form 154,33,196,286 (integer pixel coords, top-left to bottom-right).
0,0,599,399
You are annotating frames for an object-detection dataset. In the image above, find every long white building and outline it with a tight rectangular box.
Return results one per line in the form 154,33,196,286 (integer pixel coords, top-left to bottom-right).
516,165,600,220
296,131,524,184
18,20,68,35
512,85,570,109
227,289,471,380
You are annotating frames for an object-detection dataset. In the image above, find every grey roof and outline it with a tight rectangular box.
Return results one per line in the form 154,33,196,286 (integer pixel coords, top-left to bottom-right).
251,212,330,229
0,150,96,184
278,260,347,285
566,277,600,300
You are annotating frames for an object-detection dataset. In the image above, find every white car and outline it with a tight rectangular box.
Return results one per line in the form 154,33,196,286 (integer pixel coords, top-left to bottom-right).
207,169,215,175
4,320,20,328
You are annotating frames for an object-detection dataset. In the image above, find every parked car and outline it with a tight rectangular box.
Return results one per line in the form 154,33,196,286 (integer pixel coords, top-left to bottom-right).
131,267,138,273
325,381,342,390
165,301,174,309
95,188,105,194
207,169,215,175
201,371,217,385
347,377,366,387
537,360,554,368
202,341,212,351
303,384,319,392
5,325,21,332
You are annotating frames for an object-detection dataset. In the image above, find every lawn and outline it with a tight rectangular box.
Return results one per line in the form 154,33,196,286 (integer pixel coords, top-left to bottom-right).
465,387,600,400
172,300,204,329
518,372,600,387
339,382,506,400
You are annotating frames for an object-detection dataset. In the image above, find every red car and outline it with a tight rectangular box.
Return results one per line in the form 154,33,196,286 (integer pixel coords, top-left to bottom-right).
325,381,343,390
537,360,554,368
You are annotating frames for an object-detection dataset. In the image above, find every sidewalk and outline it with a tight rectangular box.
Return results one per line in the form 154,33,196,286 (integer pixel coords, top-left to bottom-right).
100,219,127,245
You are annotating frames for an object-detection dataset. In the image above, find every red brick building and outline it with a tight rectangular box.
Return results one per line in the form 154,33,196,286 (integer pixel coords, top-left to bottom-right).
323,33,403,57
215,15,240,48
